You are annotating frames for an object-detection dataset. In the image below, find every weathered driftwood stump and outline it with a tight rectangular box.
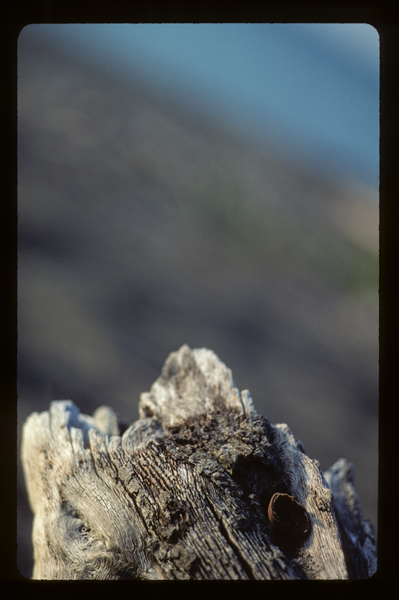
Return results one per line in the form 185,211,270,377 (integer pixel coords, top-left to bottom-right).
21,345,376,580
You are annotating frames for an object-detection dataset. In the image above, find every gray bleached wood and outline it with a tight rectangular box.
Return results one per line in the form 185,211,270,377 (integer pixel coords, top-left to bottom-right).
21,345,377,579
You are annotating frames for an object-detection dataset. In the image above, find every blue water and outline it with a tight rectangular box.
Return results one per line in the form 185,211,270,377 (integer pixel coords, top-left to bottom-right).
20,23,379,191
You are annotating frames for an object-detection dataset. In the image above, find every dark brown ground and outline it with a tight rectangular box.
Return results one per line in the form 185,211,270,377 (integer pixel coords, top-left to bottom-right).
17,32,379,578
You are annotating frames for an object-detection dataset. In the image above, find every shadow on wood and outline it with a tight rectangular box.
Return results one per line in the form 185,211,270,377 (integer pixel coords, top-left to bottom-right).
21,345,376,579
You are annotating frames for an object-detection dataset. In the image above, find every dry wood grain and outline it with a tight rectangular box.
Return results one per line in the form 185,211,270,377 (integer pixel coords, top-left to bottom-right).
22,346,376,579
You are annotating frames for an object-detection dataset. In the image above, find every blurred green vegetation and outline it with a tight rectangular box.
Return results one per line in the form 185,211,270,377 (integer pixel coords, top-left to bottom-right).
191,165,378,301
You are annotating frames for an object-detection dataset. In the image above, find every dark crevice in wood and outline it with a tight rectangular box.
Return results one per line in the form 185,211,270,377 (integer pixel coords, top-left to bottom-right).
208,498,255,580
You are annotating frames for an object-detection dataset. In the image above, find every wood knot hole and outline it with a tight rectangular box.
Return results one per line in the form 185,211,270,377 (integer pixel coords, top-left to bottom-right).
267,492,310,540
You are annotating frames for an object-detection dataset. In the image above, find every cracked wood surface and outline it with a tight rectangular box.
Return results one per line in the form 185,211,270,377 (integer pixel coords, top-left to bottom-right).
21,345,377,579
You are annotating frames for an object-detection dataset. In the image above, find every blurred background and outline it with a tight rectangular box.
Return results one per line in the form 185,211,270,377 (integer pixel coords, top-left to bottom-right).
17,23,379,578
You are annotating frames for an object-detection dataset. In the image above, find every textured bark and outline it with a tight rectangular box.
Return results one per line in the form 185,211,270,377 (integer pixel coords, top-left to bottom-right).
21,345,377,580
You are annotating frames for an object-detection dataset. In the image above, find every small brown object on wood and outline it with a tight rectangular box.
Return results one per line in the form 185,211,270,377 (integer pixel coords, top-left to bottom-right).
21,345,377,580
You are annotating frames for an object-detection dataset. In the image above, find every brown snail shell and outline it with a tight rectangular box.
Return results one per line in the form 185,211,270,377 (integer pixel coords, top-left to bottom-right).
267,492,310,539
